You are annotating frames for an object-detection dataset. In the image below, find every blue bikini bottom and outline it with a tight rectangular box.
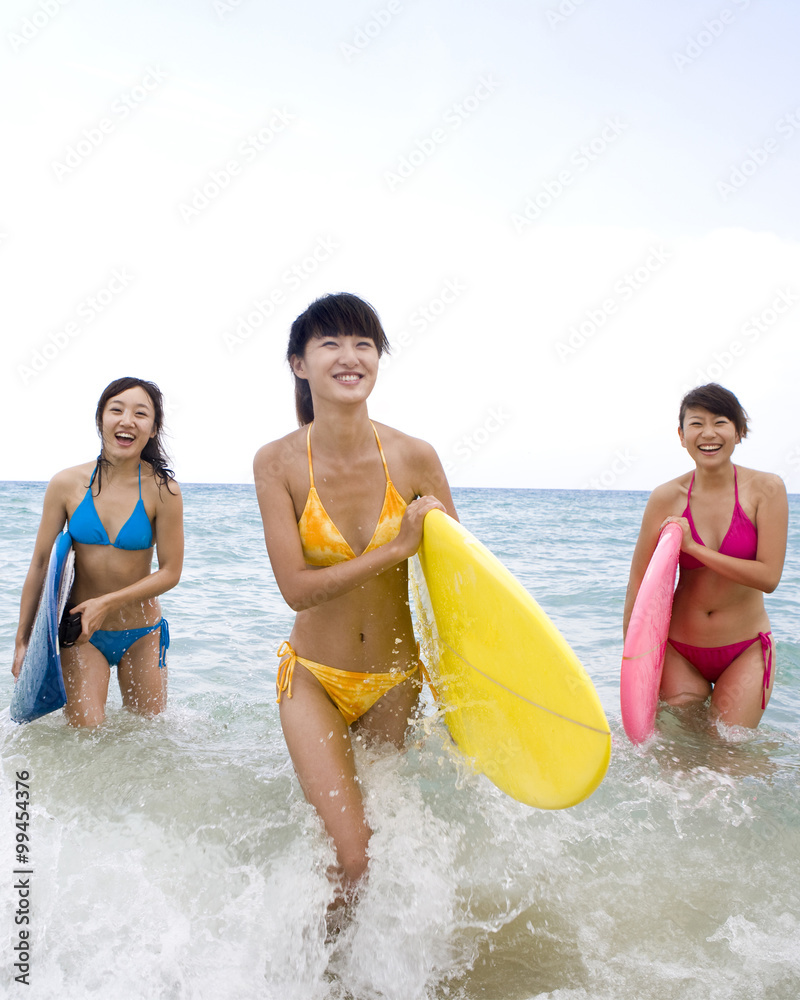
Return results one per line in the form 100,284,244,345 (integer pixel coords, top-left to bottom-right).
89,619,169,669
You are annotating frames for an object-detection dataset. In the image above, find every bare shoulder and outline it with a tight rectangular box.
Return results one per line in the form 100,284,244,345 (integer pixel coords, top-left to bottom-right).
37,462,96,526
140,461,181,488
372,421,438,464
647,472,692,514
152,472,182,507
253,427,306,484
48,461,96,495
738,465,787,504
372,421,453,510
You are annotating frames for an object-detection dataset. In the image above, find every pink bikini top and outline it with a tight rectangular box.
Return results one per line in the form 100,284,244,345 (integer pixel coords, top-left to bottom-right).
680,466,758,570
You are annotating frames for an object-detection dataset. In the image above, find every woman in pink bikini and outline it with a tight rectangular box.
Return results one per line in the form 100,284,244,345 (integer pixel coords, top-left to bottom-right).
624,383,787,729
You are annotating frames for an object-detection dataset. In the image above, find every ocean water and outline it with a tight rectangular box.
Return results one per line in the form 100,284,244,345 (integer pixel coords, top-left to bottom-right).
1,483,799,1000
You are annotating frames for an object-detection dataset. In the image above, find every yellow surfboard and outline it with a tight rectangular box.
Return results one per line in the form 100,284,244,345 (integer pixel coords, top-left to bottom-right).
410,509,610,810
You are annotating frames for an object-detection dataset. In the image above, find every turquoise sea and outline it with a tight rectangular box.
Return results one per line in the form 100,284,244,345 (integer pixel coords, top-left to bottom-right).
1,483,799,1000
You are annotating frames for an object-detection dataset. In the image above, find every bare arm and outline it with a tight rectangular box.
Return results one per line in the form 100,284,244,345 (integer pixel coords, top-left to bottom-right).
12,476,71,677
409,438,458,521
622,490,669,637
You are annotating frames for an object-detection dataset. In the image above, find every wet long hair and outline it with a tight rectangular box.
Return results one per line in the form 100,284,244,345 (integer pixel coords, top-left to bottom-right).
286,293,391,426
679,383,750,439
93,377,176,492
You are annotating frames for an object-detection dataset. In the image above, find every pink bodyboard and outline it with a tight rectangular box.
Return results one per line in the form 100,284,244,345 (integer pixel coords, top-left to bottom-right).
620,523,682,743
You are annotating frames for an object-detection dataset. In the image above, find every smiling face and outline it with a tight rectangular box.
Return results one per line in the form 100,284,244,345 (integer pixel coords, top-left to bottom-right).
291,332,379,405
286,293,390,425
100,386,157,458
679,406,740,464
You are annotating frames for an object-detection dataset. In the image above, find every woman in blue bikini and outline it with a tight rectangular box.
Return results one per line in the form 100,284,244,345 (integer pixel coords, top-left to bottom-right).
254,293,456,910
624,384,787,729
12,377,184,727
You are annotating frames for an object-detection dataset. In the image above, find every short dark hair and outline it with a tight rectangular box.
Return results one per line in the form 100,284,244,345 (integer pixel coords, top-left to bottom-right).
286,293,390,426
679,383,749,438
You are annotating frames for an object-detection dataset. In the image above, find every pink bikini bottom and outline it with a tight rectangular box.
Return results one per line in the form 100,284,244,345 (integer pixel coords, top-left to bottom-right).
668,631,773,709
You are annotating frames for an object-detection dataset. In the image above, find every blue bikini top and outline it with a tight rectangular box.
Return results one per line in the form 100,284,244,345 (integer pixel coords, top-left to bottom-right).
69,463,153,550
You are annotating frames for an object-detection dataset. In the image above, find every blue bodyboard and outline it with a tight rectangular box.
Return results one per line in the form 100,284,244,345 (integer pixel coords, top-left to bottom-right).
11,531,74,723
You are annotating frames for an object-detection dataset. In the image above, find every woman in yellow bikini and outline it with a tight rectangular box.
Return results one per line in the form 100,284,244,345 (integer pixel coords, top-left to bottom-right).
254,293,456,907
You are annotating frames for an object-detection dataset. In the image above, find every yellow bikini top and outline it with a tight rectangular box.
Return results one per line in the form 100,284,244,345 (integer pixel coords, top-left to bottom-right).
298,422,407,566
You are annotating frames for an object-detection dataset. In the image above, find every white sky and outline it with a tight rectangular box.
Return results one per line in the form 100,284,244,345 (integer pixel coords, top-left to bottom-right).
2,0,799,490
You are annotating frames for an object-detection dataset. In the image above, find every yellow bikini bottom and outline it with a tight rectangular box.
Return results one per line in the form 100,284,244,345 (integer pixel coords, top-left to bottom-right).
276,641,420,726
